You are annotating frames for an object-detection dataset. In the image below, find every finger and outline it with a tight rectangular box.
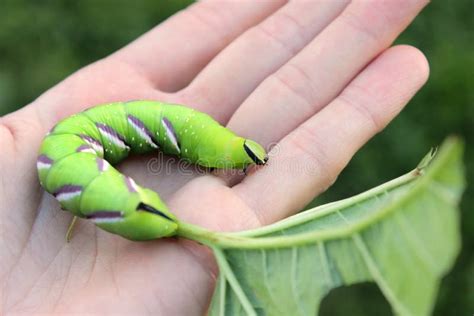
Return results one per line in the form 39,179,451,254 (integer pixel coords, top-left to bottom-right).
234,45,430,224
182,0,350,122
227,0,428,143
112,0,286,92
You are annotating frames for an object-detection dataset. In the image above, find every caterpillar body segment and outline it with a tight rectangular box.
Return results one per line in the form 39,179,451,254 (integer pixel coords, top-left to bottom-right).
37,101,268,240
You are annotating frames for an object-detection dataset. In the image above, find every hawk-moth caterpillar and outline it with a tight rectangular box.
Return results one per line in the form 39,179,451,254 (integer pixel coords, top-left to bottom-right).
37,100,268,241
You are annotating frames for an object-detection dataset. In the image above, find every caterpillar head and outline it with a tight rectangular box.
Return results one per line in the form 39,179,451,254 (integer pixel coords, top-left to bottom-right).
244,139,268,166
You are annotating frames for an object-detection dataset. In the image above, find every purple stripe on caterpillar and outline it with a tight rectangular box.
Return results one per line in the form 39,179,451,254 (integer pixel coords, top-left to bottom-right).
161,117,180,153
46,124,56,136
124,176,139,193
96,122,129,150
76,145,96,154
54,185,82,202
37,155,53,170
86,211,124,223
96,157,110,172
79,135,104,155
127,115,158,148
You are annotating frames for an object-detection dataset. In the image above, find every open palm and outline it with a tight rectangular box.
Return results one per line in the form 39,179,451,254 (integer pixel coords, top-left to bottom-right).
1,1,430,314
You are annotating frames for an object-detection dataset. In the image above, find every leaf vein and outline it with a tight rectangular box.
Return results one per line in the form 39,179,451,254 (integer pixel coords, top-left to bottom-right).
394,211,438,274
213,248,256,316
352,234,411,315
318,242,333,288
291,247,306,316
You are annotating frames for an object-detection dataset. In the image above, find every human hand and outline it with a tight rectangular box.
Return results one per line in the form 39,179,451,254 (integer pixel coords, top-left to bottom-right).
1,1,430,314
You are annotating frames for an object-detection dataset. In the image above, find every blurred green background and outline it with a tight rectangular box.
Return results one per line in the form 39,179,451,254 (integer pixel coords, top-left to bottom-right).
0,1,472,314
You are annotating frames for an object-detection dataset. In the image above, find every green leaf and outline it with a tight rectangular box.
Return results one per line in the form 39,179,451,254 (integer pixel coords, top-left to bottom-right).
202,137,464,316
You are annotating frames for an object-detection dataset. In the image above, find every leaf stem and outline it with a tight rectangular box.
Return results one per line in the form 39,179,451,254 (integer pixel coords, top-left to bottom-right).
233,168,421,237
176,169,421,249
176,137,460,250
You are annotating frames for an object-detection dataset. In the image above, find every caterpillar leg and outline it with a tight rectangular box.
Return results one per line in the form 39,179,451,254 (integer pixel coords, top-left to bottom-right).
66,216,78,243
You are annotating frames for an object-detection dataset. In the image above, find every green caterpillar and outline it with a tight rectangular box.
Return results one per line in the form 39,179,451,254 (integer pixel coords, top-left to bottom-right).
37,100,267,241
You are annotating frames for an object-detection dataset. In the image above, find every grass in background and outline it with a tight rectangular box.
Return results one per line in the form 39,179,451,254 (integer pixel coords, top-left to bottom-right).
0,1,472,314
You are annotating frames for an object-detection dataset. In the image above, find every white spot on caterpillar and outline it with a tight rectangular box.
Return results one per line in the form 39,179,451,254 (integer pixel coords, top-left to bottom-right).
91,217,124,224
125,176,139,193
96,123,129,150
77,146,96,154
80,135,104,155
161,118,180,153
127,115,158,148
36,161,51,170
56,191,81,202
96,158,110,172
54,185,83,202
37,155,53,170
